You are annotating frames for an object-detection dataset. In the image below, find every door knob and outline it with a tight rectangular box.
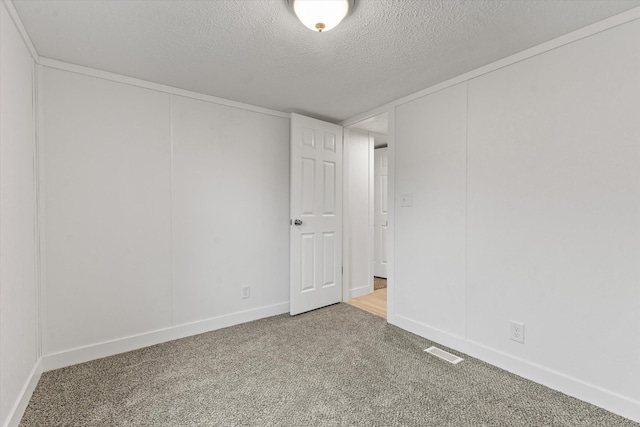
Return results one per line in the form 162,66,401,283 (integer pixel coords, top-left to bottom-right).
294,219,303,226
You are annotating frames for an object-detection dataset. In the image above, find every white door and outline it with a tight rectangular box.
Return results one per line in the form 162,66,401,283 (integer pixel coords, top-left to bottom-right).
374,147,388,278
290,113,343,315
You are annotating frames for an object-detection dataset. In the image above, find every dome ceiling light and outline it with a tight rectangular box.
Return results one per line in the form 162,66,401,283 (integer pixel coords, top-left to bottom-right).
290,0,354,33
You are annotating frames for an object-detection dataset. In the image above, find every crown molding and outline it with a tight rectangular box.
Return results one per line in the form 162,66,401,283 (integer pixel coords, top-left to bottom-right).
2,0,40,63
39,57,291,119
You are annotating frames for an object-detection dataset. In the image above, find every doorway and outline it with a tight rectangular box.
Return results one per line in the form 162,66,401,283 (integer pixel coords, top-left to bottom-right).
343,113,389,319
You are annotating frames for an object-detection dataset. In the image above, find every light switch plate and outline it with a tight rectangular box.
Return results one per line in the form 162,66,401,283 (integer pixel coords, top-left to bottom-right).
400,193,414,207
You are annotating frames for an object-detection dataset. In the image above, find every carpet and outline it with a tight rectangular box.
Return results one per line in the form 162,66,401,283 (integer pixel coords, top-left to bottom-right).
20,304,637,426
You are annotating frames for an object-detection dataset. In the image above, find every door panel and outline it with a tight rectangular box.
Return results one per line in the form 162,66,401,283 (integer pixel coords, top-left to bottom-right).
300,233,315,292
323,161,336,214
322,232,336,287
290,114,343,315
301,158,315,215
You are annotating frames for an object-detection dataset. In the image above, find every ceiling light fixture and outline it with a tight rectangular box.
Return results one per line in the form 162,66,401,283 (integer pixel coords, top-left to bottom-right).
291,0,352,33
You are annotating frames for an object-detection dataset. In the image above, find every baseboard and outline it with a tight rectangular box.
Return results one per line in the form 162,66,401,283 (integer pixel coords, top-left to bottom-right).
3,359,42,427
43,302,289,372
391,314,640,424
348,285,373,300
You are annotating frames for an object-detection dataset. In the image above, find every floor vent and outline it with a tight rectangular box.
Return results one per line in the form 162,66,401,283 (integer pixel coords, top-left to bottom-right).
424,346,464,364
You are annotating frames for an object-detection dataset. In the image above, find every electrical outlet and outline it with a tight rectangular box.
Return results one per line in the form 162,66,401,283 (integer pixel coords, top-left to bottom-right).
510,321,525,344
241,286,250,299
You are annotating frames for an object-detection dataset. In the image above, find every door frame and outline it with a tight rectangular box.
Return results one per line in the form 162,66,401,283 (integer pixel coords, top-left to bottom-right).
341,108,395,322
341,128,374,302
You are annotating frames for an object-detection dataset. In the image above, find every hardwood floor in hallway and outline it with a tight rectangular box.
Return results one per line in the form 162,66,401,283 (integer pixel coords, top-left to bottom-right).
347,288,387,319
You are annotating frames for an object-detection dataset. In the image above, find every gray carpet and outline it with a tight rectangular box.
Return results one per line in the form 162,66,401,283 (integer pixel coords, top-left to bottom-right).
21,303,637,426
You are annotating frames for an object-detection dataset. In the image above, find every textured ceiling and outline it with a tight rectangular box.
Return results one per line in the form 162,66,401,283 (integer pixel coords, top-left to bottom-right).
13,0,640,122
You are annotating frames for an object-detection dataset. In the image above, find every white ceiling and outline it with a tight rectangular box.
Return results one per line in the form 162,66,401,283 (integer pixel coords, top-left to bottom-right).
13,0,640,122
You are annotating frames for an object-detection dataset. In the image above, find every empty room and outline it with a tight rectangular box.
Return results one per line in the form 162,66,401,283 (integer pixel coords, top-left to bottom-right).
1,0,639,425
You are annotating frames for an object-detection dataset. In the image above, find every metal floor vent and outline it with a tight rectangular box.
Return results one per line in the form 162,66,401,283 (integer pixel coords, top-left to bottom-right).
424,346,464,364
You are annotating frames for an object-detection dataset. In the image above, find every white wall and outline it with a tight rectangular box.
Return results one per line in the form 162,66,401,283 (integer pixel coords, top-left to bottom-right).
0,3,39,426
343,129,373,299
171,95,290,323
466,18,640,401
41,67,290,365
392,18,640,421
395,83,467,337
42,68,173,355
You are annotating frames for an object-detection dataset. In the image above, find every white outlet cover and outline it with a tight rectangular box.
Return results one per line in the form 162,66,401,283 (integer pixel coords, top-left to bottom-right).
510,321,525,344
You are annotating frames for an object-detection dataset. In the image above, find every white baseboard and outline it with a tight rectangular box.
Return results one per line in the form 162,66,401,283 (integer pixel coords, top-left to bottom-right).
43,302,289,372
348,285,373,300
26,304,640,423
3,360,42,427
391,314,640,424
